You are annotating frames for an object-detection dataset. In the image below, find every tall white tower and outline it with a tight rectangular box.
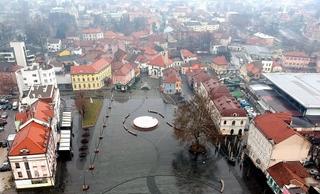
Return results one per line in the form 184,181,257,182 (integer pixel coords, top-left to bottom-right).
10,42,28,67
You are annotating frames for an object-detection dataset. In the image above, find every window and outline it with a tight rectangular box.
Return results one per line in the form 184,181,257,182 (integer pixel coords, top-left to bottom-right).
232,121,236,126
32,74,37,77
88,84,91,88
43,73,46,77
15,163,20,168
23,78,27,81
241,120,244,125
18,172,23,178
223,120,227,125
83,78,85,82
44,79,47,83
34,80,38,83
78,78,80,82
74,85,77,89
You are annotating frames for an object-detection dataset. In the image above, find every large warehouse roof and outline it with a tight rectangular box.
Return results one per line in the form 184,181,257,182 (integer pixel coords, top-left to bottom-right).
264,73,320,109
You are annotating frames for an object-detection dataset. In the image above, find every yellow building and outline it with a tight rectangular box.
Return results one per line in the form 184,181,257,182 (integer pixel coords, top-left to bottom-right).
71,58,112,90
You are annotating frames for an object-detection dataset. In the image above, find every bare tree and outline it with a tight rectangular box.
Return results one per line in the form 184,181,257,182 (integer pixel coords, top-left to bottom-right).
75,92,87,117
174,94,220,155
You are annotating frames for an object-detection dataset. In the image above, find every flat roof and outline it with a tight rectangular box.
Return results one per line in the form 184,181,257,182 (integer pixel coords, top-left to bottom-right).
264,73,320,108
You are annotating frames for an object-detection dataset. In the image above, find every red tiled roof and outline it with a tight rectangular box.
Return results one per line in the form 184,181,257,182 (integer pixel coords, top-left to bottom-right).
213,56,228,66
82,28,103,34
113,63,133,76
187,70,211,84
71,58,111,74
254,113,296,144
143,47,158,56
246,63,262,74
163,68,181,83
213,96,246,117
149,53,172,68
15,100,54,125
181,49,196,58
284,51,309,58
9,121,51,156
267,161,309,188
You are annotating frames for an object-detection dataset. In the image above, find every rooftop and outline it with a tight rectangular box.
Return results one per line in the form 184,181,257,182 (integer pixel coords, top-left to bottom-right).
264,73,320,109
213,96,246,117
212,56,228,66
254,112,296,144
267,161,309,189
9,121,51,156
71,58,111,74
27,85,55,99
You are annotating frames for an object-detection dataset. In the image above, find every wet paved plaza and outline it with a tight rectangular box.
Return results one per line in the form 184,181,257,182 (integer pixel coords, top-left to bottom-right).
12,78,272,194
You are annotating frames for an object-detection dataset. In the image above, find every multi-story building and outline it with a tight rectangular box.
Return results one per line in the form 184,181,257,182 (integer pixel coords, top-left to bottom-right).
81,28,104,41
47,39,62,53
180,49,197,63
211,56,228,75
261,60,273,73
71,58,112,90
199,78,247,135
0,42,35,65
247,113,311,172
15,63,57,97
112,63,135,91
266,161,310,194
8,120,56,189
147,52,172,78
282,51,311,70
161,68,181,94
183,21,219,32
10,96,61,189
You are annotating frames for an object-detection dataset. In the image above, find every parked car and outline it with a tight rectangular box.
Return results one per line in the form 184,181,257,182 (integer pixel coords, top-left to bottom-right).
0,119,7,126
303,160,314,168
0,162,10,172
0,126,4,132
12,101,18,110
0,140,8,148
1,112,8,119
309,169,319,175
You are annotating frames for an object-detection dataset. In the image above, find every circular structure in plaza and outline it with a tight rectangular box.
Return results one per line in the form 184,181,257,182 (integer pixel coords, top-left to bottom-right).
133,116,159,130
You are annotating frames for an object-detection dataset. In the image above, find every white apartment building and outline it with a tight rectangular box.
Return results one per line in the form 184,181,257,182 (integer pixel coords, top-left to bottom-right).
247,113,311,173
184,21,220,32
82,28,104,40
15,63,57,97
261,60,273,73
47,39,62,53
8,120,56,189
0,43,35,64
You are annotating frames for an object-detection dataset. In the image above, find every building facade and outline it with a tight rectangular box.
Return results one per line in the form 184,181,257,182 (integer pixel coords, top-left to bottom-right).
71,58,112,90
161,68,182,94
15,63,57,97
8,121,56,189
81,28,104,41
282,52,311,70
247,113,311,172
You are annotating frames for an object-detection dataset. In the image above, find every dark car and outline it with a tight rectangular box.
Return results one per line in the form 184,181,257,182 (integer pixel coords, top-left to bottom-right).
0,140,8,148
0,119,7,126
0,162,10,172
227,156,236,166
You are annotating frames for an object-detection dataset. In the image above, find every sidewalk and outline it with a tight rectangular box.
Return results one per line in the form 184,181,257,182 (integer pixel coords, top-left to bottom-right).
0,148,13,193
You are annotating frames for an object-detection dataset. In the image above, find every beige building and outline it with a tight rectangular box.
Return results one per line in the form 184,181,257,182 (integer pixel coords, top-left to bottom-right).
247,113,311,173
282,51,311,70
199,78,247,135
